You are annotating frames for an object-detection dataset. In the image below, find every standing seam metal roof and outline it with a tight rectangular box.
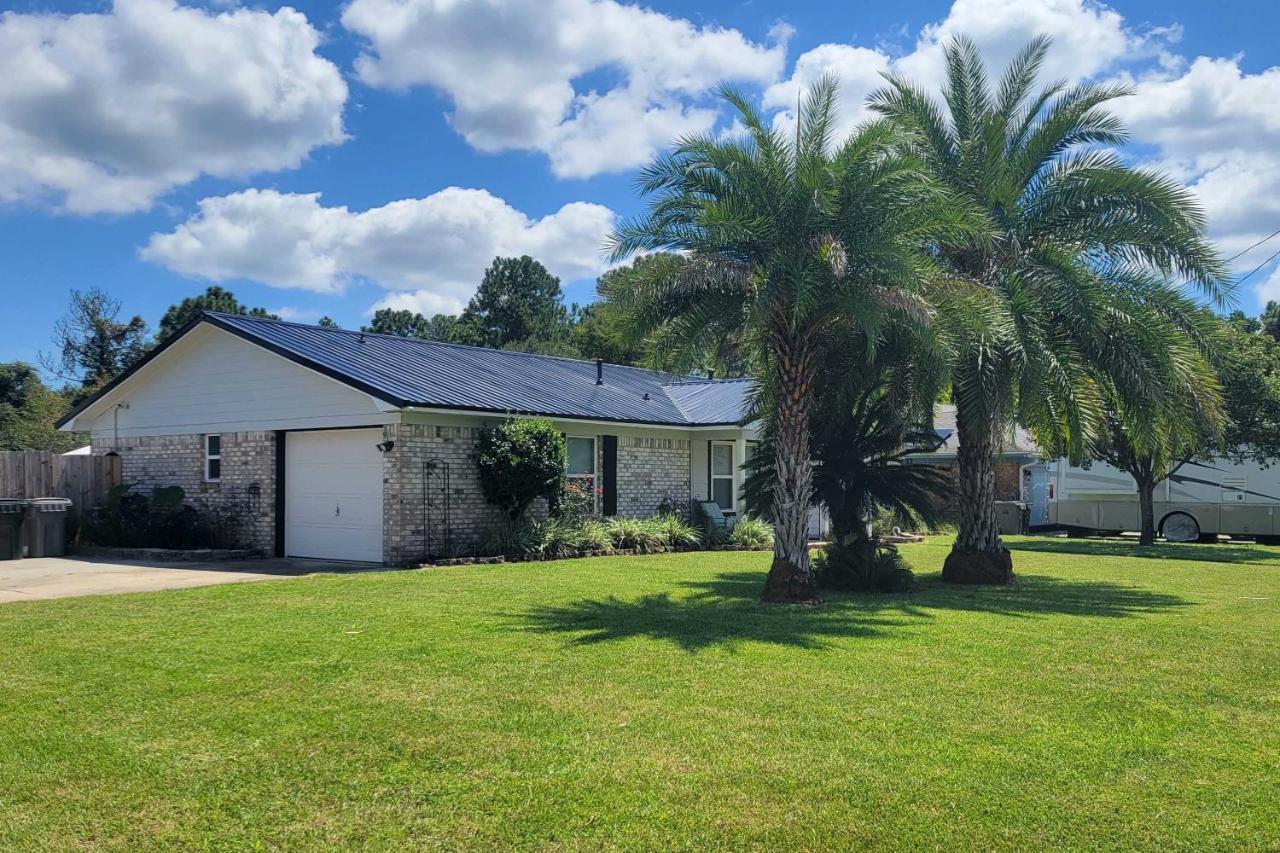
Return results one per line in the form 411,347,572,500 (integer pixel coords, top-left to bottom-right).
207,312,752,426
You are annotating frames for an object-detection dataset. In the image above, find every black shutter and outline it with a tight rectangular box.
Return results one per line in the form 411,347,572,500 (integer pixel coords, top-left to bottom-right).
602,435,618,516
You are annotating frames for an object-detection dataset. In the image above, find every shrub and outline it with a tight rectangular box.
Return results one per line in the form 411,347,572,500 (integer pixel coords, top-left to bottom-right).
576,518,614,553
557,477,597,522
81,484,246,550
604,517,666,552
653,514,701,548
656,493,693,522
475,419,566,520
730,515,774,549
482,522,542,559
814,541,915,592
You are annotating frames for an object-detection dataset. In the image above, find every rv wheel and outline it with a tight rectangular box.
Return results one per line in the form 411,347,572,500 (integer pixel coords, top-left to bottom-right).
1161,512,1200,543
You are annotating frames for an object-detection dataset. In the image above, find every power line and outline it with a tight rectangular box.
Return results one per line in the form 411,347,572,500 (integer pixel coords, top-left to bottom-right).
1234,245,1280,288
1226,227,1280,264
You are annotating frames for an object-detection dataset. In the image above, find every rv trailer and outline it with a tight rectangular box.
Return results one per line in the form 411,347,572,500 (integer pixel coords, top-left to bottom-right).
1046,457,1280,543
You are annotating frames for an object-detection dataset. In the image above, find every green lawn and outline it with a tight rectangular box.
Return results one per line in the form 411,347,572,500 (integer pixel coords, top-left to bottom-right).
3,537,1277,850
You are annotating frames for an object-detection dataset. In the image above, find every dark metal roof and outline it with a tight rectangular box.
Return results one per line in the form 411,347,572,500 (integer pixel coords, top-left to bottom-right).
205,313,751,426
663,379,755,425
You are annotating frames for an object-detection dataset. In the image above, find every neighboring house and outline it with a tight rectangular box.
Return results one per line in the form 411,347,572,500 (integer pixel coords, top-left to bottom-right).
908,403,1044,520
58,312,760,564
910,403,1042,496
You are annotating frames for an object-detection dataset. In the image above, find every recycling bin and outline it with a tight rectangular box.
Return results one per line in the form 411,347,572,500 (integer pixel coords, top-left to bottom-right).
24,498,72,557
0,499,25,560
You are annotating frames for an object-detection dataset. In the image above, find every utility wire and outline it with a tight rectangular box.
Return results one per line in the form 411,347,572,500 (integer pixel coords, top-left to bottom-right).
1225,227,1280,264
1233,245,1280,288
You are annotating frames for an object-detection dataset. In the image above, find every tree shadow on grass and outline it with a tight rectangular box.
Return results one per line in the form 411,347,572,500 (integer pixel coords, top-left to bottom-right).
519,570,1192,652
1006,537,1280,566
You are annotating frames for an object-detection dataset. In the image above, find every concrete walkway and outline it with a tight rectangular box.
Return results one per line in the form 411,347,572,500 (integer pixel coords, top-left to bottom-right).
0,556,376,603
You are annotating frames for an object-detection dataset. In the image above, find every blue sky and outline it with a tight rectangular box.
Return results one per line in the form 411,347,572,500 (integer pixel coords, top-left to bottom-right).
2,0,1279,372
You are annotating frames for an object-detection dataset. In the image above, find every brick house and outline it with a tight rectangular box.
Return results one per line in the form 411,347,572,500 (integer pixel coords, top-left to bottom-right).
58,312,761,564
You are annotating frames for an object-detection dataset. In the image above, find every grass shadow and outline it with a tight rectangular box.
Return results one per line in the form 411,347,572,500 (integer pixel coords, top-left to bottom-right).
520,569,1191,652
1006,537,1280,566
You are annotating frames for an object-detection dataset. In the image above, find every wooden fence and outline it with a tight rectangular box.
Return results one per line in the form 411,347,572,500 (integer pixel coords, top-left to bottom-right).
0,451,122,518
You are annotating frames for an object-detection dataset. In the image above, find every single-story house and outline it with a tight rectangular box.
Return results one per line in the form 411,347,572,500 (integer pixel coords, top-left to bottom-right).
58,312,763,564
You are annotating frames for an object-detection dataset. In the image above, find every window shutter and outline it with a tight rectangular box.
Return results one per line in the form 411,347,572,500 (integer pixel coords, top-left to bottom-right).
602,435,618,516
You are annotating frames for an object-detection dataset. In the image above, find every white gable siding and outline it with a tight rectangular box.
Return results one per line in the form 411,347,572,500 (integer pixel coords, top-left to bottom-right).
77,324,396,441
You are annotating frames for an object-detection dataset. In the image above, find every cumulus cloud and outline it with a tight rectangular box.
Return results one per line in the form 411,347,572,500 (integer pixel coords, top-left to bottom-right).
141,187,617,311
341,0,785,178
1110,58,1280,283
0,0,346,214
766,0,1155,140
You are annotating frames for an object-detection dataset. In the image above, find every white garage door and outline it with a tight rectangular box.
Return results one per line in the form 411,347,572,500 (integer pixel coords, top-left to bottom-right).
285,428,384,563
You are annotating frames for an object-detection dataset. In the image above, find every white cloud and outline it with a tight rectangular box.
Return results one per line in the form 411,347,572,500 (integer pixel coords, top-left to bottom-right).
766,0,1153,140
1110,58,1280,285
0,0,346,214
341,0,785,178
1253,265,1280,306
141,187,617,311
272,306,325,324
369,290,467,317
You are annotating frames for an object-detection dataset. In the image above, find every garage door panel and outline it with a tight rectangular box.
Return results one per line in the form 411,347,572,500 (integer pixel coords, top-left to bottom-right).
285,429,384,563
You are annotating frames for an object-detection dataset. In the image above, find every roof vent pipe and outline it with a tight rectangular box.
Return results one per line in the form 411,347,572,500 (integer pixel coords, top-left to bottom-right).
596,359,604,385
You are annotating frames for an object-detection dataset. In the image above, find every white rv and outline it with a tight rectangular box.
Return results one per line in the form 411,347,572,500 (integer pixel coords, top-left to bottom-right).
1043,456,1280,543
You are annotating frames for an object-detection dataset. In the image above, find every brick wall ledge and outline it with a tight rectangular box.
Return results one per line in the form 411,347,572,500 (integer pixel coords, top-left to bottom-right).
75,546,258,562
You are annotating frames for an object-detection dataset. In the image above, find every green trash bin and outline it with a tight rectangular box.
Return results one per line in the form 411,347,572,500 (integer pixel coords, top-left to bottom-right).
0,499,26,560
25,498,72,557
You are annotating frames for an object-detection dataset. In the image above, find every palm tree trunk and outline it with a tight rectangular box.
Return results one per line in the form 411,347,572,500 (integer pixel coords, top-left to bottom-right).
761,336,820,603
942,401,1014,584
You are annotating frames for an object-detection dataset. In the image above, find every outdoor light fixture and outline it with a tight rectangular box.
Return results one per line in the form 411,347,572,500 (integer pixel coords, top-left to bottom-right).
376,440,395,453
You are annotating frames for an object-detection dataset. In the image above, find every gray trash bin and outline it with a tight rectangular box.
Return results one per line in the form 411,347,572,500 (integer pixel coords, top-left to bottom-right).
993,500,1029,536
24,498,72,557
0,499,25,560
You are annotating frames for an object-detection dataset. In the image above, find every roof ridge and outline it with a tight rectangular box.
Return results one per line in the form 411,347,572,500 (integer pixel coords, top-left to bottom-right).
205,311,696,378
662,377,753,386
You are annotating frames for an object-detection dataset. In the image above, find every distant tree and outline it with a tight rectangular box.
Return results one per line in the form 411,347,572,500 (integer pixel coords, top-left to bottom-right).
43,288,149,397
0,362,81,452
317,316,341,329
570,301,643,366
1260,300,1280,342
362,308,462,341
463,256,571,350
157,285,278,341
596,253,750,376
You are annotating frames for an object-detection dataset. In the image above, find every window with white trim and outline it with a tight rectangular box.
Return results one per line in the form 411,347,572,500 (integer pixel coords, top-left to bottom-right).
204,434,222,482
710,441,735,510
566,436,596,486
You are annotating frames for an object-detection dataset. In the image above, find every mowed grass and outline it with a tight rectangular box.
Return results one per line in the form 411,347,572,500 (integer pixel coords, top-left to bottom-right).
2,537,1278,850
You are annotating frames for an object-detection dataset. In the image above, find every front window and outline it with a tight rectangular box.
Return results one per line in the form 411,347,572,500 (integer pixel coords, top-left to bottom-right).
711,441,735,510
204,434,222,482
566,436,596,486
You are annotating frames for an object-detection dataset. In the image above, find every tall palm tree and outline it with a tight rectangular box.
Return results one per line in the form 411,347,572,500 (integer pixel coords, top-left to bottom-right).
871,35,1227,583
607,78,974,602
742,325,952,557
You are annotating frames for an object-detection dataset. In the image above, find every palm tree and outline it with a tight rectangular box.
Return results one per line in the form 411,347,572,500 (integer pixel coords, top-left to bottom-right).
871,35,1227,583
742,327,952,561
607,78,974,602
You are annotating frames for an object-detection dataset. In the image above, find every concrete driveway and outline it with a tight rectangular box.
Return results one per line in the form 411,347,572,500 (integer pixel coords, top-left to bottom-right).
0,556,375,603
